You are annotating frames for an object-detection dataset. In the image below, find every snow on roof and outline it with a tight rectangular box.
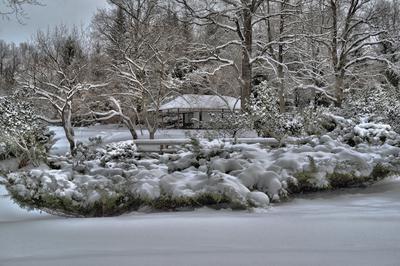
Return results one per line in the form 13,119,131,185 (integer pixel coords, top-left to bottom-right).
159,94,241,111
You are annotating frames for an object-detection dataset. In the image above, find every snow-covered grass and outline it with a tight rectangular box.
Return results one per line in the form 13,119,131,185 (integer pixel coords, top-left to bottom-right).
1,177,400,266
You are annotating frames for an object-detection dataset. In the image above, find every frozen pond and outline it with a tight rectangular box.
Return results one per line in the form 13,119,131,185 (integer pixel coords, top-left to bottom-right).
1,177,400,266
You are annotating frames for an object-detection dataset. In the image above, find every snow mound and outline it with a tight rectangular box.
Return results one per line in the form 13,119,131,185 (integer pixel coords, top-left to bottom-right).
352,123,399,145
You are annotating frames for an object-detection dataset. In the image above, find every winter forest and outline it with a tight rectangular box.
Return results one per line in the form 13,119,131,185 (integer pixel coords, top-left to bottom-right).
1,0,400,265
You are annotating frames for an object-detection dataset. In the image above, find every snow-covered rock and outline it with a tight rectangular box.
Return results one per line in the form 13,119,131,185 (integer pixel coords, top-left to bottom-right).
247,191,270,207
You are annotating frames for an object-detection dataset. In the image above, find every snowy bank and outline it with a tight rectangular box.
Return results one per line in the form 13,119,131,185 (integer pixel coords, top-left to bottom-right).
4,130,399,216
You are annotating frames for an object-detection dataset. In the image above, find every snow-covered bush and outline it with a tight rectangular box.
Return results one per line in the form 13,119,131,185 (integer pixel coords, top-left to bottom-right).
5,133,400,217
88,136,103,145
204,83,334,140
343,84,400,133
316,111,400,147
249,83,304,140
387,108,400,134
0,96,53,166
300,105,332,135
206,111,252,138
351,123,400,146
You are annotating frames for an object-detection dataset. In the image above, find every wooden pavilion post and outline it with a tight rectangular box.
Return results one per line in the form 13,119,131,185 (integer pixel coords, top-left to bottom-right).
199,110,202,129
161,111,164,129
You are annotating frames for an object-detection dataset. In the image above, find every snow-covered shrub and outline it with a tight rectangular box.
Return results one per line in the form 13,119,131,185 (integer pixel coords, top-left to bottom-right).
98,142,138,164
344,84,400,133
344,85,388,119
247,83,340,139
327,161,391,189
351,123,400,146
5,131,400,217
386,105,400,134
4,140,273,216
88,136,103,145
249,83,303,140
0,96,53,166
300,105,331,135
206,111,252,138
317,111,400,147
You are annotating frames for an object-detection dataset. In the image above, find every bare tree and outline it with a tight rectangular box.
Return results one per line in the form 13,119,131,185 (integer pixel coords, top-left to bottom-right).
373,0,400,88
0,0,42,22
253,0,303,113
92,0,184,139
175,0,270,110
297,0,394,107
18,26,106,155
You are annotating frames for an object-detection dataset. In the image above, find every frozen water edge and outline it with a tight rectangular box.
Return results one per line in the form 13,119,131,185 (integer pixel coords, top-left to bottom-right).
1,177,400,266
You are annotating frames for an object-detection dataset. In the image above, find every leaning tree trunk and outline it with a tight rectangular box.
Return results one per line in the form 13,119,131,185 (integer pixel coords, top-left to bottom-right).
62,102,76,156
122,117,138,140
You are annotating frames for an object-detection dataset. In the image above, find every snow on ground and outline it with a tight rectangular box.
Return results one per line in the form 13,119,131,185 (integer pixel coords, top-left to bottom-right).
50,125,257,155
0,159,19,173
1,177,400,266
50,125,176,155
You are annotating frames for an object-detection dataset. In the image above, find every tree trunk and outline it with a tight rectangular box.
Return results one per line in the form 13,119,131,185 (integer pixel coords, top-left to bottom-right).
278,75,285,113
330,0,343,108
128,126,138,140
149,131,155,139
277,39,285,113
334,70,345,107
124,118,138,140
241,6,253,111
62,102,76,156
278,0,287,113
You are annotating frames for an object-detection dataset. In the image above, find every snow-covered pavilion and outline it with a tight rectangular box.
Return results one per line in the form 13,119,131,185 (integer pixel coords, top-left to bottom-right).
158,94,241,129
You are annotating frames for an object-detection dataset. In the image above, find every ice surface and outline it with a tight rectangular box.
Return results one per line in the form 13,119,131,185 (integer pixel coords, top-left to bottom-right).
1,177,400,266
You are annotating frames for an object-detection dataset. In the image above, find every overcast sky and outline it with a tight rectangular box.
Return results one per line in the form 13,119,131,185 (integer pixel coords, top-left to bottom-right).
0,0,109,44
